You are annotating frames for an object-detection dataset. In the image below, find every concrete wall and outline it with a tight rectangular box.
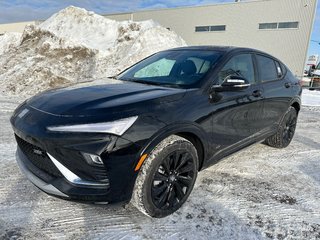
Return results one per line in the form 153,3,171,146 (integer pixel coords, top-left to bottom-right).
105,0,317,76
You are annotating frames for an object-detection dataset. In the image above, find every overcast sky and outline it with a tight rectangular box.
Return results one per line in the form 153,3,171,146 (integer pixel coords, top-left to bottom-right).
0,0,319,56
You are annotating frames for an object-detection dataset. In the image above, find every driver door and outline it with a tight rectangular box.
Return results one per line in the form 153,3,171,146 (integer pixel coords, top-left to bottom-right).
210,53,265,155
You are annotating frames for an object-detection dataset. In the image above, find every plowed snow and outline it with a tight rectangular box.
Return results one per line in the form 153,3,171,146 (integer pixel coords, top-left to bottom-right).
0,6,186,97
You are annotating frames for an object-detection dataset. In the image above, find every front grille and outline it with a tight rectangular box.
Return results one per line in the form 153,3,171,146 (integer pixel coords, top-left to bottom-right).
15,135,63,178
92,168,109,182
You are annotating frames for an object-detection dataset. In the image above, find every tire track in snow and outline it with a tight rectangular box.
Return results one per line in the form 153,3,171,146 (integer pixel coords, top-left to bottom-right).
1,100,320,239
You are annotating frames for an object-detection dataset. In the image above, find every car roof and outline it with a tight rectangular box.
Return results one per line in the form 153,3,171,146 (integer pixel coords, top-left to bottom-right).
168,45,267,54
166,45,283,64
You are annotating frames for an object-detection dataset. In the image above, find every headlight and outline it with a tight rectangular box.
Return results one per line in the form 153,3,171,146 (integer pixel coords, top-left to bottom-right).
47,116,138,135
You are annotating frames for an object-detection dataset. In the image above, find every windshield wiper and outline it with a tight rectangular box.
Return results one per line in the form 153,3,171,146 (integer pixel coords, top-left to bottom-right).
119,78,181,88
125,79,163,86
109,75,119,80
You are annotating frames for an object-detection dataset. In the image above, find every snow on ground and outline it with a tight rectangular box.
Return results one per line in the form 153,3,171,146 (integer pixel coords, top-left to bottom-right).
1,5,319,239
0,6,186,97
302,89,320,106
0,97,319,239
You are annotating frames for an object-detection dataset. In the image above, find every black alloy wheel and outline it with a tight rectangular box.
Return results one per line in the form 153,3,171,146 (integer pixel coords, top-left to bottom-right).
131,135,198,218
151,150,196,210
282,111,297,146
265,106,298,148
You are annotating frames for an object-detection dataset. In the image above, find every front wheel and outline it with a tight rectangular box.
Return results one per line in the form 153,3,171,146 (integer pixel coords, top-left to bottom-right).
131,135,198,218
265,106,297,148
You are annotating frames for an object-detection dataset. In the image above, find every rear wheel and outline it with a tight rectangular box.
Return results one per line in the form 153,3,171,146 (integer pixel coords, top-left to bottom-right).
265,106,297,148
131,135,198,218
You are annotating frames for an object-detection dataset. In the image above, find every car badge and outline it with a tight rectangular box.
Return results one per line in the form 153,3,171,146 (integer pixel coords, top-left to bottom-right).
33,149,43,155
17,109,29,118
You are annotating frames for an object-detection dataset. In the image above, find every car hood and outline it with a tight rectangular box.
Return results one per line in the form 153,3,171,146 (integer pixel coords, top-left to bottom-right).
27,79,186,117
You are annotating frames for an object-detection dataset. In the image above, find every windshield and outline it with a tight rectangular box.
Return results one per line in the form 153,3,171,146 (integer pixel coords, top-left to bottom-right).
118,50,222,88
316,62,320,70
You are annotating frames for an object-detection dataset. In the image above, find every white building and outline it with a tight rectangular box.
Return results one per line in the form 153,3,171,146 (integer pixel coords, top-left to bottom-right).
105,0,317,76
0,0,317,76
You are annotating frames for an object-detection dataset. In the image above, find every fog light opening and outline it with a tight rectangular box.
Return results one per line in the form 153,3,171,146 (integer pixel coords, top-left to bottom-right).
83,153,104,165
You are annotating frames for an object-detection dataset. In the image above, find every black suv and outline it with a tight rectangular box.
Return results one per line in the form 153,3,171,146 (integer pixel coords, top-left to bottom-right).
11,46,301,217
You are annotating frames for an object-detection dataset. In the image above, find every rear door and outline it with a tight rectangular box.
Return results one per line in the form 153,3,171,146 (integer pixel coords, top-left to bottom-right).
254,54,292,131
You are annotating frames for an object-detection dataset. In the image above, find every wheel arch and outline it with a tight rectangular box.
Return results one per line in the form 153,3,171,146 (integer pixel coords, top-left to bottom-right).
291,101,300,114
139,123,208,171
175,132,205,170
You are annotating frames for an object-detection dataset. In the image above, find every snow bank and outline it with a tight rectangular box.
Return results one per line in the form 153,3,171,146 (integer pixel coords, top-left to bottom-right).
0,6,186,96
0,32,22,55
302,89,320,106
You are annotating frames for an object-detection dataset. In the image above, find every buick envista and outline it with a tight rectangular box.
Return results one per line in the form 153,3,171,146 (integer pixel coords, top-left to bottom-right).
11,46,301,217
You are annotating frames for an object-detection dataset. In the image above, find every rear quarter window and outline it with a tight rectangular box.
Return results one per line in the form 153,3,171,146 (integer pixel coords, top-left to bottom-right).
256,55,278,82
275,61,283,78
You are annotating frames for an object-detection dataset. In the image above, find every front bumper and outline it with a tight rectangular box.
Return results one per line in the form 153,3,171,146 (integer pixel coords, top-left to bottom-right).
13,130,142,203
16,146,114,202
10,103,152,204
16,149,69,198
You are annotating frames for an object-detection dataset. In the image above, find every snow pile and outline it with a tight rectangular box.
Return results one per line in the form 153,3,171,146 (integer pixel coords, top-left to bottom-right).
0,32,22,55
302,89,320,106
0,6,186,96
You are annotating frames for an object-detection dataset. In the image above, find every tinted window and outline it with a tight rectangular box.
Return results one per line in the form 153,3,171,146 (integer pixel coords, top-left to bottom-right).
195,25,226,32
258,22,299,30
219,54,255,84
259,23,277,29
195,26,210,32
278,22,299,29
210,25,226,31
274,61,283,78
256,55,278,81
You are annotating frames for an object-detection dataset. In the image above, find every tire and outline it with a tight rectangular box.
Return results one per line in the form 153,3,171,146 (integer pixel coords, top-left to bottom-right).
264,106,297,148
131,135,198,218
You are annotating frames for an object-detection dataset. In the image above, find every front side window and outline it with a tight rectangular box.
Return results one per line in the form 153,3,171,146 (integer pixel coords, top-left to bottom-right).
218,54,255,84
118,50,222,87
256,55,278,82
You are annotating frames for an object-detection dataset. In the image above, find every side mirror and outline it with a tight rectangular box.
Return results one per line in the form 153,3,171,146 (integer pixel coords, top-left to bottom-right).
212,75,250,92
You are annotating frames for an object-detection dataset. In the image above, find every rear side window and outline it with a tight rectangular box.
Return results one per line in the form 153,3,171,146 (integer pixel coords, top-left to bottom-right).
256,55,278,82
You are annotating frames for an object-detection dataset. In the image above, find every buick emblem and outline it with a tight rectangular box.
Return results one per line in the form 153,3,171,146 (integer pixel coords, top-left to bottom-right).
33,149,43,155
17,108,29,118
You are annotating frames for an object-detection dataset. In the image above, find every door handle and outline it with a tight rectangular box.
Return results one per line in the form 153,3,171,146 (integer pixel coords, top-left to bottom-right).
252,90,262,98
284,82,291,88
